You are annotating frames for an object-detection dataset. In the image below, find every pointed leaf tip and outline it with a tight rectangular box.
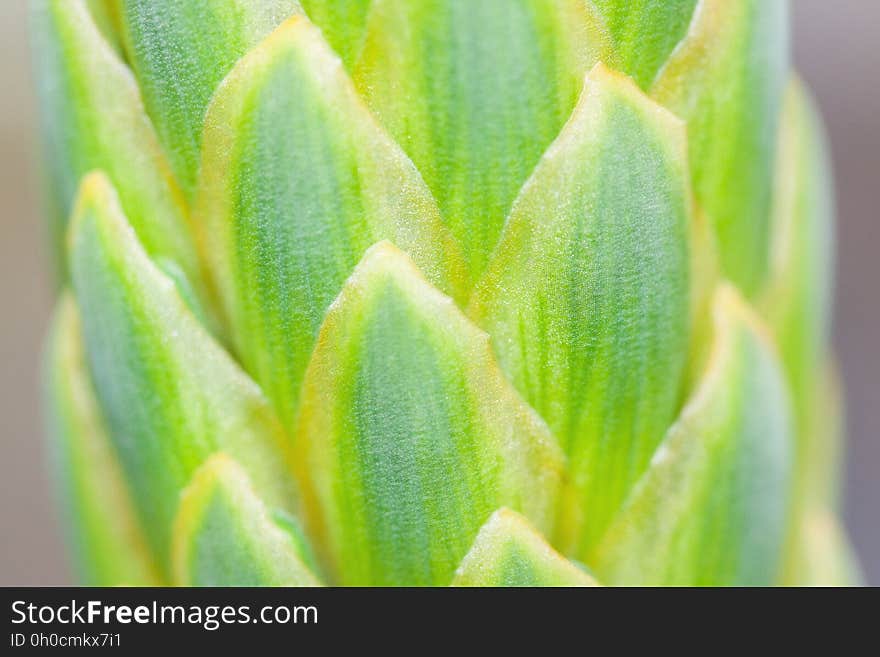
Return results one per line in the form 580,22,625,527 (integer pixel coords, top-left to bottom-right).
295,243,563,586
300,0,371,68
117,0,301,196
452,509,599,587
68,174,297,571
470,62,692,557
651,0,789,295
354,0,610,281
196,15,466,432
172,454,320,587
31,0,197,282
589,0,699,89
594,283,793,586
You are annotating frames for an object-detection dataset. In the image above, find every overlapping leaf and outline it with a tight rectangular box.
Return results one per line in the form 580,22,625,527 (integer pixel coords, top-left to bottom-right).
760,80,851,583
32,0,851,589
195,16,466,431
762,79,835,442
44,295,160,586
300,0,371,68
30,0,197,283
452,509,598,587
593,286,792,586
683,205,721,393
470,64,692,557
354,0,609,281
651,0,789,295
117,0,301,197
85,0,124,55
67,173,297,571
778,365,856,584
782,509,862,587
294,243,563,586
172,455,320,586
589,0,698,89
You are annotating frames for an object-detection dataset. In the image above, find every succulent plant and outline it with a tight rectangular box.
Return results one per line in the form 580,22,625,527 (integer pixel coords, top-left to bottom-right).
33,0,860,586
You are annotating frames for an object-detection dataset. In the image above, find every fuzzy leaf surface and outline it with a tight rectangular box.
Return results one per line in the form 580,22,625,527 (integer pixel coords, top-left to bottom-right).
172,455,319,586
30,0,197,281
651,0,789,294
196,16,466,431
68,173,296,571
470,64,692,556
355,0,608,281
294,243,563,586
118,0,300,196
452,509,598,587
44,295,161,586
593,286,792,586
300,0,371,68
589,0,698,88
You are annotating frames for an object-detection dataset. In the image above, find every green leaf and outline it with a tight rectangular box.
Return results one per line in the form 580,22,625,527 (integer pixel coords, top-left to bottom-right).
650,0,789,295
762,81,844,585
593,285,793,586
85,0,125,55
44,294,161,586
172,454,320,586
799,363,845,513
469,64,692,557
293,242,564,586
118,0,301,197
782,509,862,587
779,362,850,584
195,16,466,431
300,0,371,68
761,78,835,441
67,173,297,572
354,0,609,282
452,509,599,587
683,205,721,394
589,0,698,89
30,0,198,284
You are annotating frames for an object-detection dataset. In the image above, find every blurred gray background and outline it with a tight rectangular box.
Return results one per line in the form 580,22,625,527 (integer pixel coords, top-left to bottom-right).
1,1,877,585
